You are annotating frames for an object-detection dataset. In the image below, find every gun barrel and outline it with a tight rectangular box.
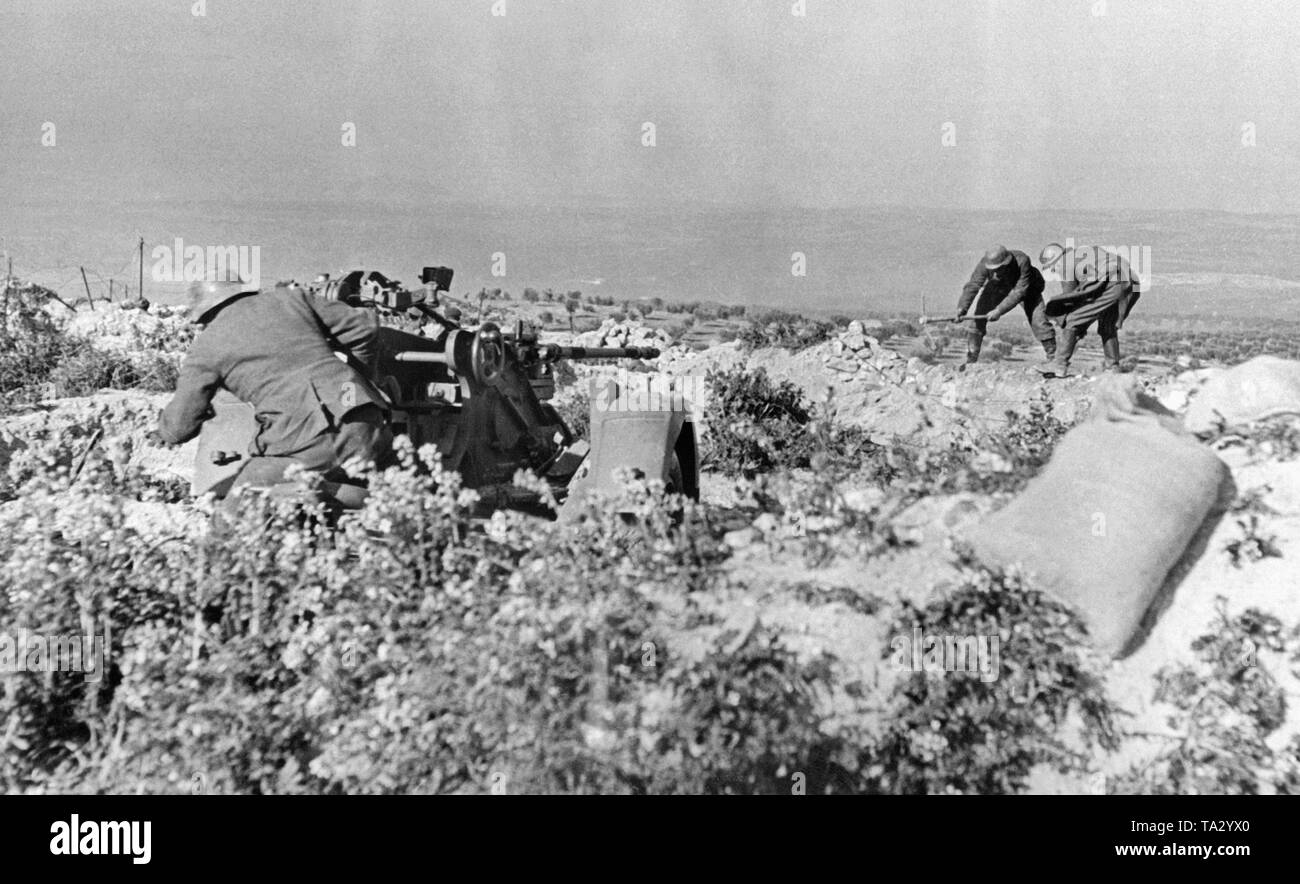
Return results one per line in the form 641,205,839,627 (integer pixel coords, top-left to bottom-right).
393,350,451,364
540,345,660,360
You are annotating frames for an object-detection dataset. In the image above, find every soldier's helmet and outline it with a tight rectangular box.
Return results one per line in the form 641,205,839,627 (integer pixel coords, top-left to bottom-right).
185,278,259,325
983,245,1013,270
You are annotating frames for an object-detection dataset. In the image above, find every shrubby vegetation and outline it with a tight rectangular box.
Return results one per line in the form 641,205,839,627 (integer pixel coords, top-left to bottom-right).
0,432,1126,794
3,295,1297,795
703,366,1070,498
1124,324,1300,363
738,309,843,351
0,286,180,412
1111,601,1298,794
875,553,1119,794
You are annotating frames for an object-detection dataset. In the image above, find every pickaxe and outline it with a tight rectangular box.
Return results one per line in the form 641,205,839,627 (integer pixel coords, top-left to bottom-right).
918,293,991,325
918,313,992,326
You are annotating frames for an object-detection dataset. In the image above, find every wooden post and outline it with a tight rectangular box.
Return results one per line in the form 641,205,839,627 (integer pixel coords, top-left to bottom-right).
138,237,145,304
109,279,115,302
81,266,96,308
2,255,10,338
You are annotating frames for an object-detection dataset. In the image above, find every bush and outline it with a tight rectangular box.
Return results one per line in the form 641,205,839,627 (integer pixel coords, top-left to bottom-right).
1,286,71,407
47,346,179,398
1111,601,1292,794
738,310,837,352
867,554,1119,794
702,366,813,476
1,291,186,409
553,386,591,441
0,440,872,794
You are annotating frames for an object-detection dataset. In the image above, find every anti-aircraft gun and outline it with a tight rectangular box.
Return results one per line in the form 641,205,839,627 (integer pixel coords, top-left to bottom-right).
193,265,698,515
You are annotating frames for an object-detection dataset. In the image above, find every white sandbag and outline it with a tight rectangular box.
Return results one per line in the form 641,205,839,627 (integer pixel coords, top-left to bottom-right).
1184,356,1300,434
966,376,1232,657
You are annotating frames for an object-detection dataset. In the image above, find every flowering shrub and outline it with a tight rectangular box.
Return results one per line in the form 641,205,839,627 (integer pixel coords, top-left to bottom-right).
1111,601,1293,795
865,554,1120,794
0,426,1131,794
2,437,869,794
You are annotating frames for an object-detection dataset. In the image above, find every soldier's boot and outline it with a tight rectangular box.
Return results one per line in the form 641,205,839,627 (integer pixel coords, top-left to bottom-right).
1038,326,1078,378
1039,334,1057,361
960,332,983,371
1102,335,1122,372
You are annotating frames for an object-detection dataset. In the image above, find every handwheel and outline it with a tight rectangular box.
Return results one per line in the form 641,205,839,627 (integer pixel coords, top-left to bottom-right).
471,323,505,386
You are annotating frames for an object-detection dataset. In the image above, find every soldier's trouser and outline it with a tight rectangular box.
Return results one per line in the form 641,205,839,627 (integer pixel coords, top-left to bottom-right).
299,404,395,479
968,283,1055,359
228,406,394,494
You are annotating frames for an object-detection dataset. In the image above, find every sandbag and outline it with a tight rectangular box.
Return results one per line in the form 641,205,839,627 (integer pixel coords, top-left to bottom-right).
966,376,1232,657
1184,356,1300,434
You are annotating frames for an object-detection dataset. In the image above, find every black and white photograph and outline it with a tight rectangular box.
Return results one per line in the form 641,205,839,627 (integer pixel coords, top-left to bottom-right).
1,0,1295,862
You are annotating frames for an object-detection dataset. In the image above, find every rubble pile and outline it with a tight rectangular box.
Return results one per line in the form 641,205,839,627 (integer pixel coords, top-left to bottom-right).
573,317,673,351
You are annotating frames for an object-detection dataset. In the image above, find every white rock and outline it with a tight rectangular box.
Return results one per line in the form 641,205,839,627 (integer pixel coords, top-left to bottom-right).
724,527,760,549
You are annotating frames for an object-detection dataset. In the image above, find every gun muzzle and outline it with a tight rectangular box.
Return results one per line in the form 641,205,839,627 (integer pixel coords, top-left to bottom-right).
539,345,661,361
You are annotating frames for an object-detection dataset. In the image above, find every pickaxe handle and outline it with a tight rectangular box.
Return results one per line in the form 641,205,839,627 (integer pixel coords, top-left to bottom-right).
918,313,992,325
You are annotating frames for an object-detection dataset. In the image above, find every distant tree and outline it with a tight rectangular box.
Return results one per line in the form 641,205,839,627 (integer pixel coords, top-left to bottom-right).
565,298,578,331
543,288,555,302
539,310,555,325
523,287,539,302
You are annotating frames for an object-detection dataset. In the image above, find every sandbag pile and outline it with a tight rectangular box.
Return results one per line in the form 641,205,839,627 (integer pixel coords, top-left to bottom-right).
966,375,1233,658
1184,355,1300,434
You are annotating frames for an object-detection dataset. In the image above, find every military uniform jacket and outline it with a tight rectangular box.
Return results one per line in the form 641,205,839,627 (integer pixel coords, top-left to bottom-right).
957,249,1044,318
158,290,386,457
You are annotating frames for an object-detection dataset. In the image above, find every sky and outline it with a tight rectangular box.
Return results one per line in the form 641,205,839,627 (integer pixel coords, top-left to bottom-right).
2,0,1299,213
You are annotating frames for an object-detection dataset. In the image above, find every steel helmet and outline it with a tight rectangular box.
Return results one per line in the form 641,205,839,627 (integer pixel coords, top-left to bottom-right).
983,245,1013,270
185,278,259,324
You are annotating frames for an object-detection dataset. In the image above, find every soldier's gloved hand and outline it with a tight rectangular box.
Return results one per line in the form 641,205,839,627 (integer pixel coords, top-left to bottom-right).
987,309,1003,322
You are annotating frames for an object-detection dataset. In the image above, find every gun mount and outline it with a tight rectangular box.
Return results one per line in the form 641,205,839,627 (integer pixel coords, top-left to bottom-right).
194,265,698,515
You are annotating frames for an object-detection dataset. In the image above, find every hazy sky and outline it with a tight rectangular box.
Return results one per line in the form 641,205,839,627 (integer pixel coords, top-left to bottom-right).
3,0,1299,212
